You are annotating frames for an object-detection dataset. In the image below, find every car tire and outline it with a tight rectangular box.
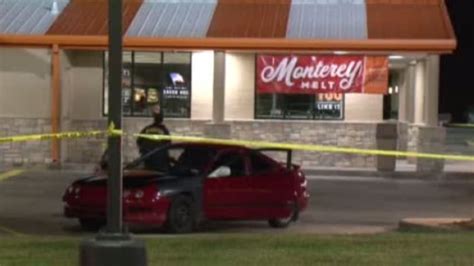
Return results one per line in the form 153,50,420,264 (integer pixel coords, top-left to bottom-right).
268,203,298,229
165,195,195,234
79,218,104,231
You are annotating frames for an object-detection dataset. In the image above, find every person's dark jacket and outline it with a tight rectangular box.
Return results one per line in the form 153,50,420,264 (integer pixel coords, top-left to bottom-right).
136,122,171,172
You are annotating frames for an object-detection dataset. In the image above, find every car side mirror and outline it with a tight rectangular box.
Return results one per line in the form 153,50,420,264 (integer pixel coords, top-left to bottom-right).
208,166,231,178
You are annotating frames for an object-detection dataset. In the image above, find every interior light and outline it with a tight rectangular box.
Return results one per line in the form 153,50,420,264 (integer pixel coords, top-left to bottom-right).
388,87,393,94
334,51,349,55
395,86,399,93
389,55,404,60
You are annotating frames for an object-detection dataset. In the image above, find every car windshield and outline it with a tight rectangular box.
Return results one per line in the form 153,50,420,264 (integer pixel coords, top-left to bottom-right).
127,144,217,176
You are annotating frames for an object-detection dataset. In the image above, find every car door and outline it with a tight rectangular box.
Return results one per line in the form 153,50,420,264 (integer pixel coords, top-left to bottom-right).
203,149,254,220
248,152,294,219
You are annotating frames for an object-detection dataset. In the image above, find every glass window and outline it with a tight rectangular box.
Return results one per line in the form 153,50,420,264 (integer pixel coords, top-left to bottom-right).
212,151,247,177
285,94,313,119
256,94,285,119
250,152,274,175
255,93,344,120
314,93,344,120
103,51,191,118
162,53,191,118
103,52,132,115
384,69,401,120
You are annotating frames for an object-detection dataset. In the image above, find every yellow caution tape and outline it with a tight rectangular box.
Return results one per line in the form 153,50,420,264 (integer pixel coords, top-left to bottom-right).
446,123,474,128
1,124,474,162
0,169,25,182
0,130,105,144
107,122,123,137
134,133,474,162
0,224,27,237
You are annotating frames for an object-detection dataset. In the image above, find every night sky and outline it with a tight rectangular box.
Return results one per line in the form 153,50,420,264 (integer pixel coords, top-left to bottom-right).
439,1,474,122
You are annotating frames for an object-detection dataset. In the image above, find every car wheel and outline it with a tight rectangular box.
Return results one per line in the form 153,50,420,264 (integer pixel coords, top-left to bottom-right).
166,195,195,234
268,203,298,229
79,218,104,231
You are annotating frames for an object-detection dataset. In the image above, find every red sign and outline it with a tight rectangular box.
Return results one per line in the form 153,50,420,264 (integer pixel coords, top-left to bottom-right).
257,55,388,94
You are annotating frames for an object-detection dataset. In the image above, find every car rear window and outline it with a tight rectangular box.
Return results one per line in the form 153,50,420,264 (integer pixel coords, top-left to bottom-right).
250,152,275,174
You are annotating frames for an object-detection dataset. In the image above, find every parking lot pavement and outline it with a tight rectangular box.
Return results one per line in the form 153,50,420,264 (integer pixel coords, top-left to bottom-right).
1,169,474,236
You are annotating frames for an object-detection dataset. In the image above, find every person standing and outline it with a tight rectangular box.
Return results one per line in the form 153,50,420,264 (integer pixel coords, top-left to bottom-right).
137,103,171,171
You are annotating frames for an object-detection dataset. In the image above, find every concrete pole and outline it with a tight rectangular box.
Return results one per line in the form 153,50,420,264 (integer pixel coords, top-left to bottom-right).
213,51,226,124
424,55,440,127
414,59,426,125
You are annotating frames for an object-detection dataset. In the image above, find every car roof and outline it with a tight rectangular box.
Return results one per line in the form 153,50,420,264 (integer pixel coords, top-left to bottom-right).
170,142,249,151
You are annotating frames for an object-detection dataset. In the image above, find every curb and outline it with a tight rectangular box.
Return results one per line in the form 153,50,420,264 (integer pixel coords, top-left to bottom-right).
398,218,474,232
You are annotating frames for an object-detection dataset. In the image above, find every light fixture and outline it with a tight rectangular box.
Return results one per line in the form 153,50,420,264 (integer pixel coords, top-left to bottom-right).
388,87,393,94
395,86,399,93
334,51,349,55
389,55,404,60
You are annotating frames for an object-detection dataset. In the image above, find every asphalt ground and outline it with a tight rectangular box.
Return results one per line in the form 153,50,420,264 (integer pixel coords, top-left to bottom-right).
0,168,473,236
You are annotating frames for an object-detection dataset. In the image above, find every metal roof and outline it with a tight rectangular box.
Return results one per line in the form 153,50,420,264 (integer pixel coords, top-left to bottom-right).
366,0,451,39
0,0,68,34
47,0,142,36
126,0,218,38
0,0,456,53
286,0,368,40
207,0,291,38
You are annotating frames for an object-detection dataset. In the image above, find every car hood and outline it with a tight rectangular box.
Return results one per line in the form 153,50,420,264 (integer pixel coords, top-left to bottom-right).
76,169,181,188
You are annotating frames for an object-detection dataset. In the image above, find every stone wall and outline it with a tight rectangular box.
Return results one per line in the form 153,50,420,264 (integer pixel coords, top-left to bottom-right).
1,118,448,172
398,122,409,152
63,119,209,164
406,125,446,172
61,119,378,168
229,121,378,168
0,118,52,166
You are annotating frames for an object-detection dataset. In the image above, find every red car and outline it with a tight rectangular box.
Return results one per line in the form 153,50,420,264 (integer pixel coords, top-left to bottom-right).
63,143,309,233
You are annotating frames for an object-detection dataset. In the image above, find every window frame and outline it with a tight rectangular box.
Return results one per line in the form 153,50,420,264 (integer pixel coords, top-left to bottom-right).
102,51,192,118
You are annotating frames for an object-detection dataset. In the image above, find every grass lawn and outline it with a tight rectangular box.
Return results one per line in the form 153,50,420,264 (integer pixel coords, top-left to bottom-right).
1,232,474,266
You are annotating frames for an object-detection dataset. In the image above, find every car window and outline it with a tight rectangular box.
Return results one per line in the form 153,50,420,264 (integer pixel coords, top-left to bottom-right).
249,152,275,175
170,146,216,176
127,145,216,176
211,151,246,177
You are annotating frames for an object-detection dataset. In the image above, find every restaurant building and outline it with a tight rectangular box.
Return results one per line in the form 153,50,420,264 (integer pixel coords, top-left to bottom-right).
0,0,456,172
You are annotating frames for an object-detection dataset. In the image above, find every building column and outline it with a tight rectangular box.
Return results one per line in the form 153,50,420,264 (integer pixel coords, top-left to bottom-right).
212,51,225,124
397,66,411,152
407,56,445,174
405,62,416,123
51,44,61,164
424,55,440,127
398,76,407,123
205,51,231,138
413,59,426,125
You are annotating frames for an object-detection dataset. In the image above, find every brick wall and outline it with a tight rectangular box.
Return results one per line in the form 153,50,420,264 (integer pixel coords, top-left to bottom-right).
5,118,450,171
0,118,52,165
62,119,378,168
